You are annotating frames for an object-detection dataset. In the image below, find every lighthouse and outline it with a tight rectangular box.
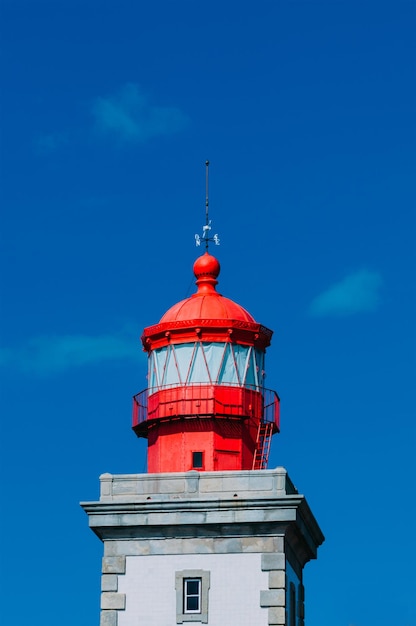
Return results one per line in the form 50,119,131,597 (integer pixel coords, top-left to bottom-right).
132,250,279,473
82,166,324,626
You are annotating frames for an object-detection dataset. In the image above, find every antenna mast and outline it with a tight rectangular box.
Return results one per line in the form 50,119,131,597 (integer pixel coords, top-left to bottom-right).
205,160,209,251
195,160,220,250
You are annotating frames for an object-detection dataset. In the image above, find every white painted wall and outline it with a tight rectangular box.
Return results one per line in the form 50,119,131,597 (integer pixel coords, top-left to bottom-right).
118,552,269,626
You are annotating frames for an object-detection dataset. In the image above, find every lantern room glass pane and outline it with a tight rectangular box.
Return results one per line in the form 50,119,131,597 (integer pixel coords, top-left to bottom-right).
202,342,224,382
188,343,210,383
244,347,256,386
148,352,157,389
148,342,266,390
233,344,251,385
162,347,180,385
149,348,168,389
217,343,238,384
173,344,196,382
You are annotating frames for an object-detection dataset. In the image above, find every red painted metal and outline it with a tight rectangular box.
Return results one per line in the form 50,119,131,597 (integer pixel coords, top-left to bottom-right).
142,252,273,352
132,384,279,473
146,420,249,473
133,252,280,473
252,421,274,470
161,253,255,323
142,320,272,351
133,385,279,433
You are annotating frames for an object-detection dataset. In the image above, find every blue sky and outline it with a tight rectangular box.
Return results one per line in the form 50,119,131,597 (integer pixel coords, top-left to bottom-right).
0,1,415,624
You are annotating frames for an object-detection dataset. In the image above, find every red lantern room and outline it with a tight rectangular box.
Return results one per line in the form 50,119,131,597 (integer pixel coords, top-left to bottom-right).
132,251,280,473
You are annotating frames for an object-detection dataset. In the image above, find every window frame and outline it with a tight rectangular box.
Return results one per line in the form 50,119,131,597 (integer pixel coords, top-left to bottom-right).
192,451,204,469
175,570,210,624
183,577,201,614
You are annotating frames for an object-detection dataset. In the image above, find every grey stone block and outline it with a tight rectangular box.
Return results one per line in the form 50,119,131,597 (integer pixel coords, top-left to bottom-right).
101,575,118,591
199,475,223,492
99,474,113,498
235,508,266,523
147,538,173,555
102,556,126,574
248,473,274,491
241,536,275,553
264,507,296,522
269,570,285,589
101,593,126,610
222,474,250,492
205,509,232,524
129,541,151,556
113,480,138,496
260,589,285,607
273,537,285,552
185,471,200,493
213,538,242,553
180,537,212,554
93,468,305,503
100,610,118,626
261,553,285,571
268,606,286,625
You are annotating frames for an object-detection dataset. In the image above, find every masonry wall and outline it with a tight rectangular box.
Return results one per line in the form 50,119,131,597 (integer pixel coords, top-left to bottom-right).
82,469,323,626
117,553,268,626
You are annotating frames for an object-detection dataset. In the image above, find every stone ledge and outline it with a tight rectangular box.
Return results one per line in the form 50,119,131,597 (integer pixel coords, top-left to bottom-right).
95,468,297,502
103,535,281,557
84,498,301,528
81,470,325,568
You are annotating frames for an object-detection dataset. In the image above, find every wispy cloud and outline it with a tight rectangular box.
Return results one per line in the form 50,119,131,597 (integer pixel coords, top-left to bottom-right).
92,83,189,142
309,269,383,317
0,330,143,376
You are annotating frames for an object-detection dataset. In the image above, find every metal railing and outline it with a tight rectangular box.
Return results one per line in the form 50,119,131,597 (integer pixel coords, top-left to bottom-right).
132,382,280,431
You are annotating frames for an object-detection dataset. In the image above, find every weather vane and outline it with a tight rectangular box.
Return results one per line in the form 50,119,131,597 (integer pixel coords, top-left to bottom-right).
195,160,220,250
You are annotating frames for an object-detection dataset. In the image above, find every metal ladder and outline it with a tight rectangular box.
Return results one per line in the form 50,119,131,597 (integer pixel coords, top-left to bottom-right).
252,421,273,470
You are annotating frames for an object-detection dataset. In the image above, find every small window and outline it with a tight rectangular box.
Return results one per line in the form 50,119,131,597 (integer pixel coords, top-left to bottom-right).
184,578,201,613
175,570,210,623
192,452,203,469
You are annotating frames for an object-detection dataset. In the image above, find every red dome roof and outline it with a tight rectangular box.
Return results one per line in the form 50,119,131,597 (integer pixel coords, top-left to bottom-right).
142,252,273,351
159,252,256,323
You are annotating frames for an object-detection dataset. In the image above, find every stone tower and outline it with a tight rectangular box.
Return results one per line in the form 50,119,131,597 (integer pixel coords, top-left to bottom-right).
82,250,324,626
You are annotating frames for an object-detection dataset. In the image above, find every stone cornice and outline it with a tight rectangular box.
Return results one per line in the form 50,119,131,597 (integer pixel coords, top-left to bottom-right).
81,469,324,567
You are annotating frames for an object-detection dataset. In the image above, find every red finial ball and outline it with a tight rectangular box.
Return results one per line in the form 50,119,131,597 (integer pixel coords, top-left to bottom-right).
193,252,221,280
